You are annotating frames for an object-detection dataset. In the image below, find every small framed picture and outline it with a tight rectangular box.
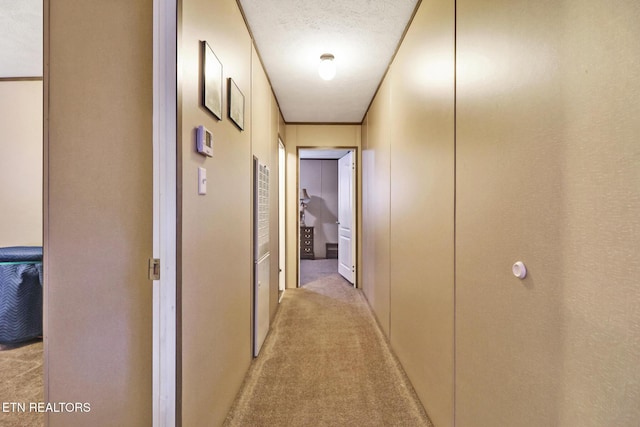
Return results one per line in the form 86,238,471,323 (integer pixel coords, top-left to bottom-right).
228,78,245,131
201,41,223,120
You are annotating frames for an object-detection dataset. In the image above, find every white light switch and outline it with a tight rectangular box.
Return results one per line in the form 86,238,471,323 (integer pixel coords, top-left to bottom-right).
198,167,207,195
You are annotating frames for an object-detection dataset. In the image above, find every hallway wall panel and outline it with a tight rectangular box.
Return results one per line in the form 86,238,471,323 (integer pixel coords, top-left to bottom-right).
180,1,284,423
361,77,392,337
455,0,640,425
179,0,250,424
250,45,283,323
181,0,282,426
45,1,153,424
362,0,455,425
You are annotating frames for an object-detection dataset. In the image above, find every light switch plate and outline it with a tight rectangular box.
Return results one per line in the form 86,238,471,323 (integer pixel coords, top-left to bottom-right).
198,167,207,195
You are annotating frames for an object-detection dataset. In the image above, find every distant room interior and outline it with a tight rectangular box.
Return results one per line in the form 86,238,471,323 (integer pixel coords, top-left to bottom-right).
298,149,347,286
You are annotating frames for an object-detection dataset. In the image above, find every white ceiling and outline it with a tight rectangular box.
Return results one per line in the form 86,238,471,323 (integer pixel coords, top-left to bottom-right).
1,1,418,123
238,0,419,123
0,0,42,78
299,149,350,159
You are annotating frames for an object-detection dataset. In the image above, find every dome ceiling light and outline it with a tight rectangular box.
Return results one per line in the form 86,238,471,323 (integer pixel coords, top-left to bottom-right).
318,53,336,81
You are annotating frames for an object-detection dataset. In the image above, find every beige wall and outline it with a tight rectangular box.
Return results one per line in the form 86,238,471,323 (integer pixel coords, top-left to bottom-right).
0,80,42,247
388,2,455,425
179,0,282,424
361,76,391,337
45,1,153,425
361,0,455,425
251,45,283,322
455,0,640,425
364,0,640,425
179,0,251,425
284,124,361,288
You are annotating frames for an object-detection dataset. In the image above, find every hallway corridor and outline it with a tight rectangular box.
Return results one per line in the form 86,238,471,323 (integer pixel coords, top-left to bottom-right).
23,0,639,424
223,273,432,426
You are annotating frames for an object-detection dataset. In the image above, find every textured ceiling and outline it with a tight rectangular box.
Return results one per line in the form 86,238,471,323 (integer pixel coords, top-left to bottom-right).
238,0,419,123
300,149,350,159
0,0,42,78
1,1,417,121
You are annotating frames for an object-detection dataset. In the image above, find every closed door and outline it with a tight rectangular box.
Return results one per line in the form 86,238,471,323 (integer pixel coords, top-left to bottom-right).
338,151,355,285
253,158,270,356
45,1,154,424
278,140,286,295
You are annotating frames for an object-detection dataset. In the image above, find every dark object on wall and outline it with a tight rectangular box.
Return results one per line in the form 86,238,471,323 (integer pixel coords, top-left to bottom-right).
228,78,245,130
0,246,43,344
326,243,338,259
300,226,314,260
202,40,223,120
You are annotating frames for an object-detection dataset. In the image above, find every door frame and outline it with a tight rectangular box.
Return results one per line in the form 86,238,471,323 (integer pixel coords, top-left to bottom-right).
337,150,356,286
278,138,286,301
152,0,177,425
296,147,358,288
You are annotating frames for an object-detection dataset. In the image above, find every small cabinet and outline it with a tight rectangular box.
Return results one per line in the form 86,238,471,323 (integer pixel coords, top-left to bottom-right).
300,226,315,260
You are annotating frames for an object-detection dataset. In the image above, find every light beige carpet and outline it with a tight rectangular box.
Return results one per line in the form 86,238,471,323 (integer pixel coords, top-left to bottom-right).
300,259,338,286
224,272,433,426
0,340,44,427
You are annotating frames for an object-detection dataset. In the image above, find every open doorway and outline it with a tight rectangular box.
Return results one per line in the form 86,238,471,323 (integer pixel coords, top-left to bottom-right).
0,3,45,425
0,78,44,427
298,148,356,288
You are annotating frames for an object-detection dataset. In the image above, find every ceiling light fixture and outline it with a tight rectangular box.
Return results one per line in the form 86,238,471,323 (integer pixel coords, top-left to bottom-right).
318,53,336,81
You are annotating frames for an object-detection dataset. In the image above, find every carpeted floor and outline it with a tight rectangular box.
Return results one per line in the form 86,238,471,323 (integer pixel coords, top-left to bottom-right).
300,258,339,286
224,267,433,426
0,339,44,427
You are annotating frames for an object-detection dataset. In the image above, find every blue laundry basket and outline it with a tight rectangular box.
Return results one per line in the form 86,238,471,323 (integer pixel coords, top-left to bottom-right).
0,246,43,344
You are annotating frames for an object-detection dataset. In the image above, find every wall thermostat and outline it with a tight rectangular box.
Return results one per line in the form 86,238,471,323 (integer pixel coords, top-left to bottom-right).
196,125,213,157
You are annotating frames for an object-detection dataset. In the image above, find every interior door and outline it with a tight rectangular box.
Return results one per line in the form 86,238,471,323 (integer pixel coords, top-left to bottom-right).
152,0,177,422
45,1,153,425
253,158,270,356
338,151,355,285
278,140,286,298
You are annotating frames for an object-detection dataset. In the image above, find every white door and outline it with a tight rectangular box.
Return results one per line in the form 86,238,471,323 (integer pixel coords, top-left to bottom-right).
152,0,177,423
338,151,355,285
278,140,286,299
254,159,270,356
46,2,154,425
